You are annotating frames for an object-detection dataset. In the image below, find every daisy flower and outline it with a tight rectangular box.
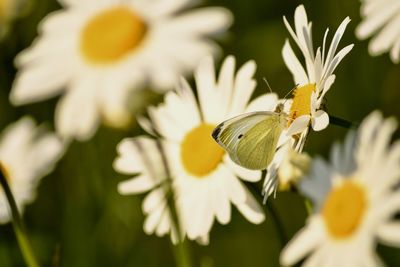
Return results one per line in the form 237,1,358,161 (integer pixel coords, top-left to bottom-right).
356,0,400,63
280,111,400,267
115,55,280,243
282,4,353,140
0,117,64,223
10,0,232,141
263,5,353,197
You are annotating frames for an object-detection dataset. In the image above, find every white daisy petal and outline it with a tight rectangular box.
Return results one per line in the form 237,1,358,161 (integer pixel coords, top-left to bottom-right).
236,189,265,224
377,222,400,247
356,1,400,39
195,56,218,122
245,93,279,113
228,59,257,116
55,79,100,141
161,8,233,36
282,40,309,85
10,62,71,105
118,175,156,195
214,185,231,225
137,115,157,136
216,55,236,116
324,17,351,72
286,115,310,136
280,217,324,266
369,15,400,55
390,38,400,63
311,110,329,131
224,157,261,182
356,0,400,63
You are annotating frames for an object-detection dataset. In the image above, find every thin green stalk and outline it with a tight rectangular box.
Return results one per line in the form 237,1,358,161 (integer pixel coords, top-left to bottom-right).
0,169,40,267
155,141,192,267
247,176,288,248
266,200,288,248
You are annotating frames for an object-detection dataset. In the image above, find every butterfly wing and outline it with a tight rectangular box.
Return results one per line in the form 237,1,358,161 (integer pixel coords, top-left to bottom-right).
212,112,285,170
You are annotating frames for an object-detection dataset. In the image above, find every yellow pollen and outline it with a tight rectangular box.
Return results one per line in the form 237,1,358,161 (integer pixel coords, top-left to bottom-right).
181,124,225,177
80,6,147,64
288,84,315,127
322,180,367,239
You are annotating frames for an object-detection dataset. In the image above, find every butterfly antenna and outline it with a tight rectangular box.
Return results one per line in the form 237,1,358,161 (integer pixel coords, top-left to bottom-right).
283,84,298,100
262,77,273,93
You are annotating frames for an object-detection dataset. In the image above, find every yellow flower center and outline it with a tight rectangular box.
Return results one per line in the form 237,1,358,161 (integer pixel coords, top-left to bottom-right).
287,84,315,127
80,6,147,64
180,124,225,177
322,180,367,239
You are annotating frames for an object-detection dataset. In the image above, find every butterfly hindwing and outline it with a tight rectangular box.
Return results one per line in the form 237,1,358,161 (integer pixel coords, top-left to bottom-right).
236,115,283,170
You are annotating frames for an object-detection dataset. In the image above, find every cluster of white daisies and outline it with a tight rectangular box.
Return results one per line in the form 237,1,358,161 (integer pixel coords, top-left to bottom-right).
0,0,400,266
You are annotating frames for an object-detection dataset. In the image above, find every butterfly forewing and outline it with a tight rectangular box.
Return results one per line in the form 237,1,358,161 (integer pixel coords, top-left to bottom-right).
212,111,285,170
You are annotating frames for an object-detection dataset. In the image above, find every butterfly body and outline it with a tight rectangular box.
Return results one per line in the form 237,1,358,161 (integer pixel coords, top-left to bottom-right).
212,108,287,170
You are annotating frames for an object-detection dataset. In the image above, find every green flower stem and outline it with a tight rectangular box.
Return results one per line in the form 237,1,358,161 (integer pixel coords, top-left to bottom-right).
304,198,313,215
329,115,358,129
266,200,288,248
155,141,192,267
247,178,288,248
0,169,40,267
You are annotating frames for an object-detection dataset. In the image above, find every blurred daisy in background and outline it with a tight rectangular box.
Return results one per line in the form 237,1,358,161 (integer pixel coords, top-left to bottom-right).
280,111,400,267
263,5,353,198
10,0,232,141
0,117,64,223
356,0,400,63
0,0,29,38
115,55,278,244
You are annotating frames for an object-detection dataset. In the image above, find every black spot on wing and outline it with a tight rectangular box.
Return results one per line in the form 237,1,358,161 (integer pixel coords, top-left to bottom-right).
211,124,223,141
238,134,243,139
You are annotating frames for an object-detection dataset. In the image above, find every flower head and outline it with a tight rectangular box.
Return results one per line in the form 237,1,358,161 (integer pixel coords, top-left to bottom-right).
115,55,281,243
11,0,232,141
356,0,400,63
263,5,353,198
283,4,353,137
280,111,400,267
0,117,64,223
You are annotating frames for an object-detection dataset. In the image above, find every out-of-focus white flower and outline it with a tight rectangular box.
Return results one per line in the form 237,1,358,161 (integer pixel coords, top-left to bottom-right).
280,111,400,267
0,117,64,223
356,0,400,63
11,0,232,141
263,5,353,198
0,0,28,37
115,55,279,244
277,145,311,191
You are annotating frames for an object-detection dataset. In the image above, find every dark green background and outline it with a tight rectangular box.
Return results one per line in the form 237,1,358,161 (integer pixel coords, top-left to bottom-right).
1,0,399,266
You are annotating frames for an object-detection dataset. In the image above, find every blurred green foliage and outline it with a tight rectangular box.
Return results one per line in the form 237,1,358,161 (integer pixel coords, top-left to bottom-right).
0,0,399,266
